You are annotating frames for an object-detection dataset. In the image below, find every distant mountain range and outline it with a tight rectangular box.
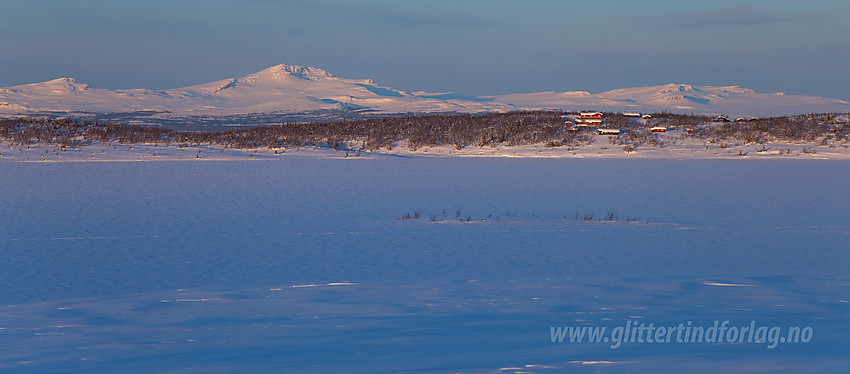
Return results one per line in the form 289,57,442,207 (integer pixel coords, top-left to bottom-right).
488,84,850,117
2,63,848,125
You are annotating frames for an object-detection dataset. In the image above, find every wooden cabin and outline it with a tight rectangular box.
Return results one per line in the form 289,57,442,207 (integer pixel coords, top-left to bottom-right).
575,118,604,126
579,112,604,119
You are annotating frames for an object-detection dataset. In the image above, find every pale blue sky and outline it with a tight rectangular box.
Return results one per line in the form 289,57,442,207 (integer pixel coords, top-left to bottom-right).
2,0,848,99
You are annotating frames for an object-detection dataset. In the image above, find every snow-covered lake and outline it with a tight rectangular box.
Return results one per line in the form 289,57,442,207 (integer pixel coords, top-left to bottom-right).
2,158,848,373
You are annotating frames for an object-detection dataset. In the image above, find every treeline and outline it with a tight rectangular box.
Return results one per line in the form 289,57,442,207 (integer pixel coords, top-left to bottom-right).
2,111,848,152
688,113,848,144
607,112,849,143
604,112,848,150
0,112,591,151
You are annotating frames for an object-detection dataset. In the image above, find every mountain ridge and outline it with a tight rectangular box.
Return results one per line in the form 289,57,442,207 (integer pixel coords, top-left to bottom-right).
2,63,848,121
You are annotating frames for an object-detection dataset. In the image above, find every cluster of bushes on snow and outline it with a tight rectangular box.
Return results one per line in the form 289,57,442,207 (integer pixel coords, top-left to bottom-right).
689,113,848,144
397,209,648,224
1,112,848,152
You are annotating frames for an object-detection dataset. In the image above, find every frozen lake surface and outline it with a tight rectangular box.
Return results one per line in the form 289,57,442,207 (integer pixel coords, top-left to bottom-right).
2,158,849,373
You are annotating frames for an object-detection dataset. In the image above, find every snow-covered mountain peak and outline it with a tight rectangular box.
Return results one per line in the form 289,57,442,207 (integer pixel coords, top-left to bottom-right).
246,64,336,82
658,84,698,93
1,64,848,119
28,77,91,93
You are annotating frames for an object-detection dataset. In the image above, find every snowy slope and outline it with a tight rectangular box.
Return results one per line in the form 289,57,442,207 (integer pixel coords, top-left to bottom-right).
490,83,850,117
0,64,516,116
2,65,849,118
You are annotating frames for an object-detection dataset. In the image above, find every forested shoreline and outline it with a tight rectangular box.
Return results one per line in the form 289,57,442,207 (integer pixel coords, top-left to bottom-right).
2,111,847,152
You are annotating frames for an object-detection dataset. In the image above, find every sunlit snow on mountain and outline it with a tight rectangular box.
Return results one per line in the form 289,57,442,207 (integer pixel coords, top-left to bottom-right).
2,64,848,125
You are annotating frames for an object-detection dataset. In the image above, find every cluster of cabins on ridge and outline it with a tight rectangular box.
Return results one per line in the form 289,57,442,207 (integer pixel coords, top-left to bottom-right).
564,111,708,136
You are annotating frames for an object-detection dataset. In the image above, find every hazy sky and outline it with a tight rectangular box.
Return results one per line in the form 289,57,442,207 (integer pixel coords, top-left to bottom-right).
2,0,849,100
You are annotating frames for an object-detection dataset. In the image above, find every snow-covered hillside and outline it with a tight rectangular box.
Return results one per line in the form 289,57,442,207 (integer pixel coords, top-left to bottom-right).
2,64,849,120
0,64,516,116
490,84,850,117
